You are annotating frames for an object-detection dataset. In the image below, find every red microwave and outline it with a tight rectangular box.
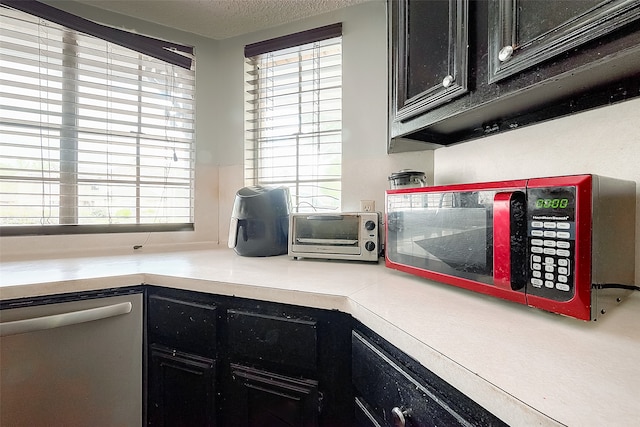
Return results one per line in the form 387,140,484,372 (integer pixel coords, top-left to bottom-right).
385,174,636,320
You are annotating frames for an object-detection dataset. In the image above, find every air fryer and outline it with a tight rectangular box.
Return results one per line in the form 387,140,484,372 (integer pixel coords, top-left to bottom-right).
228,186,291,257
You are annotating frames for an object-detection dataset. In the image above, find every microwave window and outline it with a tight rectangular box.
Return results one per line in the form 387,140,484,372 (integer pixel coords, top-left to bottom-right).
387,191,496,284
293,215,359,246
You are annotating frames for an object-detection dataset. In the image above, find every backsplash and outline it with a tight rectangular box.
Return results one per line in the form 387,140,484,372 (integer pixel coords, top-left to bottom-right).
434,97,640,284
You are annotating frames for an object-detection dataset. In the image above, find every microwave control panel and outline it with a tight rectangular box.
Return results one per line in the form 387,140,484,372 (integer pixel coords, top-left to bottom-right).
526,186,576,301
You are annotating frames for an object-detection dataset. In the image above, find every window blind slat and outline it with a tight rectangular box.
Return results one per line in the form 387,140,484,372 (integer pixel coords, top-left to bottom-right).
0,5,195,233
244,31,342,212
1,118,194,143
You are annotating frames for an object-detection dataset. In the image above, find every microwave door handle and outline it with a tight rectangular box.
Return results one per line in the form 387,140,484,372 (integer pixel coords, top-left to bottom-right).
493,191,527,291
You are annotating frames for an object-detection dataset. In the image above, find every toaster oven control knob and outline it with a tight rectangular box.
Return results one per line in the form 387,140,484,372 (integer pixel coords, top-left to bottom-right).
365,220,376,231
365,241,376,252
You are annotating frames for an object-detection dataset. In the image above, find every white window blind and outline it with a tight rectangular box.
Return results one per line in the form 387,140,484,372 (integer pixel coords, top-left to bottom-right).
0,5,195,235
244,30,342,212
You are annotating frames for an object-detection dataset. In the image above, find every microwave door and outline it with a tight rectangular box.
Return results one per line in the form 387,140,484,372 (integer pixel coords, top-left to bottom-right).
387,188,528,302
387,191,496,285
413,208,490,273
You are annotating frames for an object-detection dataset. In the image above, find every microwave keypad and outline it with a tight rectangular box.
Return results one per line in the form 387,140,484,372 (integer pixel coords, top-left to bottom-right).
529,220,574,294
526,186,577,302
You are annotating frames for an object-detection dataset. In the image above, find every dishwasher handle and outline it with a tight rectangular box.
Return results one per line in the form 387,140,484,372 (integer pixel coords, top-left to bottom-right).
0,301,132,337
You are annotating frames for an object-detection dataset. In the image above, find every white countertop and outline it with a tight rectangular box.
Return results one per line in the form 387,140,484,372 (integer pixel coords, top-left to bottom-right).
1,247,639,426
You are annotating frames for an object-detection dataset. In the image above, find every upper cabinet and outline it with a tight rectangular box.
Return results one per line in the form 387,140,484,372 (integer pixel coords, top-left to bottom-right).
488,0,640,82
391,0,469,122
389,0,640,152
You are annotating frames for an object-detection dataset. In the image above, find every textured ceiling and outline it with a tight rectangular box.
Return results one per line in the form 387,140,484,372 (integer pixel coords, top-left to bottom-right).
73,0,372,40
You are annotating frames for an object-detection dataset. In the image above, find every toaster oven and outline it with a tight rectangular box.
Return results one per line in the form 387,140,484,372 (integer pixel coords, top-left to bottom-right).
288,212,381,262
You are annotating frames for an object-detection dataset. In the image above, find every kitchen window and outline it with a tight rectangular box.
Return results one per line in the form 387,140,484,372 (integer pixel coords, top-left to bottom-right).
244,24,342,212
0,1,195,235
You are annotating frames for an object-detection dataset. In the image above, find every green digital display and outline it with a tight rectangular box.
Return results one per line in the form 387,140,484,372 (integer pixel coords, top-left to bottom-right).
535,198,569,209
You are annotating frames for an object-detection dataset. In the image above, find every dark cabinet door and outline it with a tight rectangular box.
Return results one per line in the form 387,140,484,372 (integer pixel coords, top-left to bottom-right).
147,294,217,357
227,309,318,373
352,332,468,426
488,0,640,82
225,364,319,427
390,0,469,123
148,345,216,427
352,329,507,427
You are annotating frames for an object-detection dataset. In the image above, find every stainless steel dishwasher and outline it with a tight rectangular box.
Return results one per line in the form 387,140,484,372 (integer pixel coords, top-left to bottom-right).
0,291,143,426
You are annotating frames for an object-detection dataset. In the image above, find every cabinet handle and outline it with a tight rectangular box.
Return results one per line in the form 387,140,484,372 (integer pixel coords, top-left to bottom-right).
498,45,514,62
391,406,411,427
442,75,454,88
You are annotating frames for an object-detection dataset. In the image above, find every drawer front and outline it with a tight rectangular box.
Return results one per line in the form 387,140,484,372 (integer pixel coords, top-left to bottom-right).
352,331,470,427
148,345,216,427
227,309,317,371
225,363,319,427
148,294,217,356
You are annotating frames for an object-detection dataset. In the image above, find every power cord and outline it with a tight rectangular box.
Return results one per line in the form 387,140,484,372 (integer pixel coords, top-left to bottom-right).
592,284,640,292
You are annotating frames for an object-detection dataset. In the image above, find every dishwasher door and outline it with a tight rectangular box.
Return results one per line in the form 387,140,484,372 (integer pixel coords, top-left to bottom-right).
0,293,143,426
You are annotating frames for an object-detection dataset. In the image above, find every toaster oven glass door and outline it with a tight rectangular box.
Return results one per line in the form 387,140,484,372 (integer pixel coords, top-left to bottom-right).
292,215,361,255
386,190,499,284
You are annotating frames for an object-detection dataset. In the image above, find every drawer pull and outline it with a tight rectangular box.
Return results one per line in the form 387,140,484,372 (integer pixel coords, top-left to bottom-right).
391,406,411,427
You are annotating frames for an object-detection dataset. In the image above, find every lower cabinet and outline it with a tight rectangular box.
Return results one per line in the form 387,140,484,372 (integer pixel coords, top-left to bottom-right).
222,308,321,426
220,303,353,426
145,286,353,427
148,345,216,427
226,363,320,427
146,288,218,426
352,326,506,427
145,286,505,426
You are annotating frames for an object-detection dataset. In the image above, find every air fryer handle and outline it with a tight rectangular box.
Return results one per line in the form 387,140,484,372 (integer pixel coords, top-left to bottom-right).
228,218,249,249
228,218,239,249
493,191,527,290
